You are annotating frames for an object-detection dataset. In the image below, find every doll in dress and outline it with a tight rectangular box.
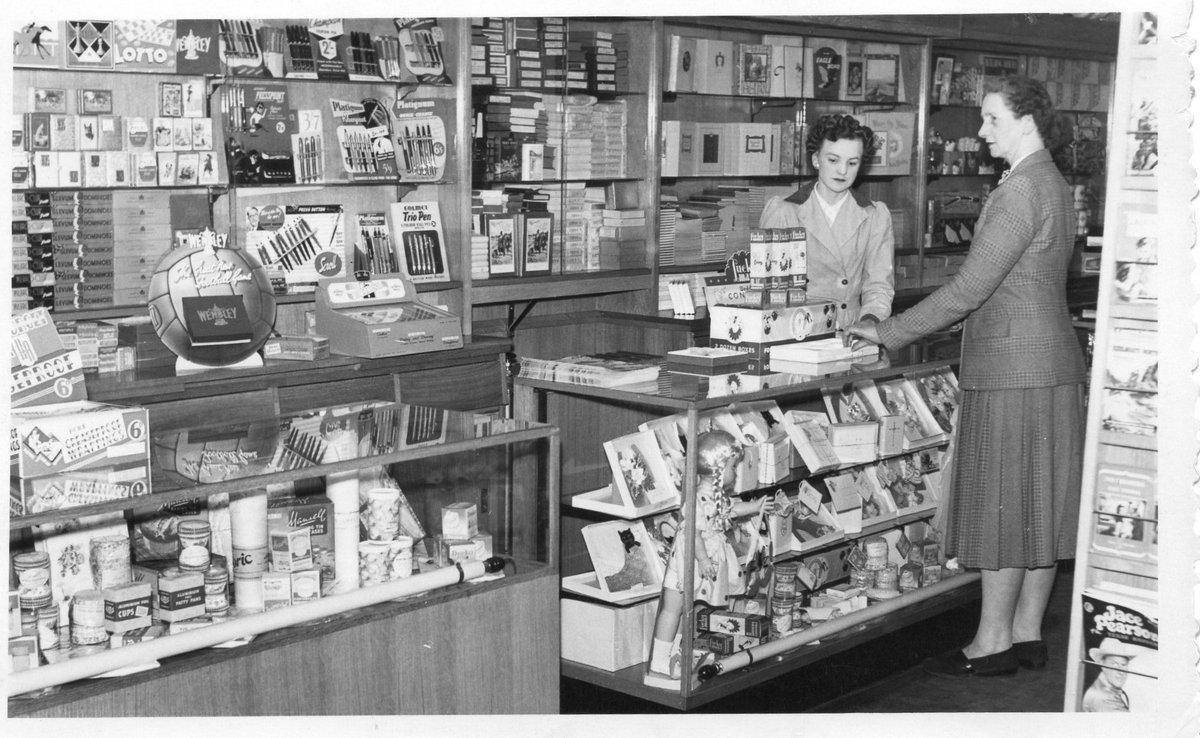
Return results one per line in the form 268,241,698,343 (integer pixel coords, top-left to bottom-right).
646,429,772,683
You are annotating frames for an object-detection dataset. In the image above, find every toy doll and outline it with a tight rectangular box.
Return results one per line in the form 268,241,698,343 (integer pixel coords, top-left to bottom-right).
646,429,772,683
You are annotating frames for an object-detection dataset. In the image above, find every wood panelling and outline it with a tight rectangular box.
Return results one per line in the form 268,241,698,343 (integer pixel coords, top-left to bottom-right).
13,573,559,717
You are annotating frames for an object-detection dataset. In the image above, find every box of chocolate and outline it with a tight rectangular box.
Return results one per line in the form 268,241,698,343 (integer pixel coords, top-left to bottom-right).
102,581,152,633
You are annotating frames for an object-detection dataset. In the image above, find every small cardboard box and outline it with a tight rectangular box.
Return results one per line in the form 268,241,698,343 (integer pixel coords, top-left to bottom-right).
156,570,206,622
12,400,149,479
261,572,292,610
290,570,321,604
103,581,152,633
695,607,771,639
561,597,656,672
266,493,333,551
441,501,478,540
708,300,837,345
16,461,151,517
268,527,313,573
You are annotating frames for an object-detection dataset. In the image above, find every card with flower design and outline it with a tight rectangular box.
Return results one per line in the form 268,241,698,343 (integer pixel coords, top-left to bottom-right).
604,429,679,509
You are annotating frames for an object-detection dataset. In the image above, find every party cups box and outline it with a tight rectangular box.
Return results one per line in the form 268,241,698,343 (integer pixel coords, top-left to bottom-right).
707,299,838,345
11,400,150,480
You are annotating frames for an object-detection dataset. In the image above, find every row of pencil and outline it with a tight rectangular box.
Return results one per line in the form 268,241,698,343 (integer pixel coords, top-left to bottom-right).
286,25,317,74
348,31,379,77
403,28,446,71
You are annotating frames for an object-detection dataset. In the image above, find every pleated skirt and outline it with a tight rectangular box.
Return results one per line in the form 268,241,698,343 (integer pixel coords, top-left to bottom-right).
943,382,1086,569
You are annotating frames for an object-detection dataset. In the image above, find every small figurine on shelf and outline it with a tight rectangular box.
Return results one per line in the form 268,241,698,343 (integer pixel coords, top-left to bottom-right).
645,430,773,686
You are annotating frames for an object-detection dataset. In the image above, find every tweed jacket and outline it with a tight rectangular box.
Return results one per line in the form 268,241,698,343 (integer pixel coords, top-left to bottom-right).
877,149,1087,391
759,182,895,330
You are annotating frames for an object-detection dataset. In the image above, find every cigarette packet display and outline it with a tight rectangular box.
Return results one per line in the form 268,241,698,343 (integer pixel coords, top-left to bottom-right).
314,275,463,358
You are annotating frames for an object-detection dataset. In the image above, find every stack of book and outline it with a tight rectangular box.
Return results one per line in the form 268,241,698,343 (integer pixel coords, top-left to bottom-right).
542,18,567,89
507,18,544,88
545,94,595,179
599,208,647,270
591,99,628,178
472,18,508,86
518,351,662,387
657,201,678,267
770,337,880,375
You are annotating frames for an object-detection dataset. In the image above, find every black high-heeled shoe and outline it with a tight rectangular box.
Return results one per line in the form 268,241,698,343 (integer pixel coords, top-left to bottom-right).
1013,640,1048,669
923,647,1019,678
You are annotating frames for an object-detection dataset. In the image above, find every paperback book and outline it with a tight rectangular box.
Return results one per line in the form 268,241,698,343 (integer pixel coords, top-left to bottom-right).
1078,590,1158,712
519,352,661,388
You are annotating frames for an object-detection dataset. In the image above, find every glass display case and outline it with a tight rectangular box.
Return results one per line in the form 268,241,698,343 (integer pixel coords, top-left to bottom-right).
515,353,979,710
8,400,559,716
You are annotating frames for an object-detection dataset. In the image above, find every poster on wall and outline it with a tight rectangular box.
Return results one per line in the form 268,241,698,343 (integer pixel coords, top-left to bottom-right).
113,19,177,73
64,20,116,69
13,21,63,68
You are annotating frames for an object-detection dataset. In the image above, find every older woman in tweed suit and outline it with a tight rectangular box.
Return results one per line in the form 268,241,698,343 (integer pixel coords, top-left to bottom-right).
849,75,1086,678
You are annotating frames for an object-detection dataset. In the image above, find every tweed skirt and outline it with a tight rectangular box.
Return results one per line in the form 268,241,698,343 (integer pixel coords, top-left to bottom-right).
942,382,1086,569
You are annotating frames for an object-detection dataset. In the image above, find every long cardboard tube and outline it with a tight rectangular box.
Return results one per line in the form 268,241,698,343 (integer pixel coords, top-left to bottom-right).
8,557,507,697
697,571,981,681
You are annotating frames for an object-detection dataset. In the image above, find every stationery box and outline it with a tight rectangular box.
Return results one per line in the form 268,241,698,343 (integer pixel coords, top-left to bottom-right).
708,300,838,345
11,401,150,480
266,493,333,550
314,275,463,359
561,597,656,672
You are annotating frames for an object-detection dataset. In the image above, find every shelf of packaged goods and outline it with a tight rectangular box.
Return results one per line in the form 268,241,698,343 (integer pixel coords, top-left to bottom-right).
7,557,552,714
470,269,654,305
43,281,464,323
560,570,981,711
10,404,548,531
656,262,726,275
224,178,461,188
478,177,645,186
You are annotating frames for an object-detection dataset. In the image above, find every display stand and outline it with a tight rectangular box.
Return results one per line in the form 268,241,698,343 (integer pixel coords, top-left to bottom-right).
1063,10,1197,722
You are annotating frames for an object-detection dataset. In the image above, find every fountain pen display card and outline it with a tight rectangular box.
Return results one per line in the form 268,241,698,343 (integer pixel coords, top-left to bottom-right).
247,204,347,292
387,201,450,284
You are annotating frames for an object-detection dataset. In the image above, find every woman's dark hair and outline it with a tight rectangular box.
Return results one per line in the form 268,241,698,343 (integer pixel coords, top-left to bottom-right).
985,74,1074,150
806,113,876,161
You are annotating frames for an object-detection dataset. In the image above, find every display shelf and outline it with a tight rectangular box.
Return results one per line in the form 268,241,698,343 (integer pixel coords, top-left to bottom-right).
516,351,961,706
561,571,662,606
561,571,980,710
9,397,560,715
471,270,655,305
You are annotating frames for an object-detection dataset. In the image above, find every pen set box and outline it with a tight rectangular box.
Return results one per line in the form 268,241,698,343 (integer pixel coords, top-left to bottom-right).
314,274,463,358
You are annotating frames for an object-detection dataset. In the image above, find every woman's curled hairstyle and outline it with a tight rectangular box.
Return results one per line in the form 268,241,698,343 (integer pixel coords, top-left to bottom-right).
805,113,876,161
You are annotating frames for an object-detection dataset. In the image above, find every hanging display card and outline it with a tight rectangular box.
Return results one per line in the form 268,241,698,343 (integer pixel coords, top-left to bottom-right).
113,19,177,73
246,204,346,292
